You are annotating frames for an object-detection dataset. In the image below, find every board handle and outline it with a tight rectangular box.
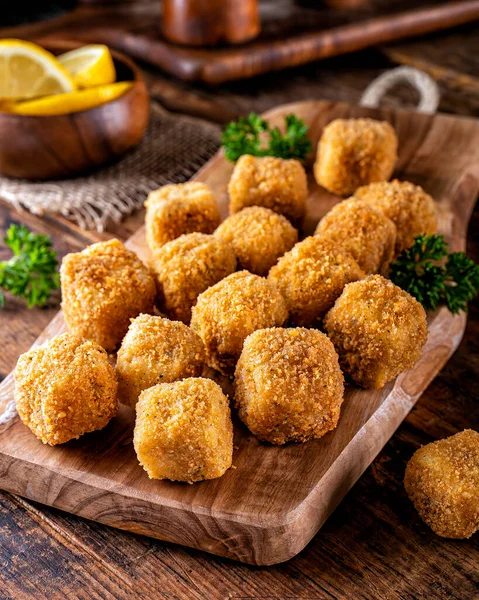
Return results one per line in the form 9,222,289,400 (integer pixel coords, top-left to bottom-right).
360,66,440,114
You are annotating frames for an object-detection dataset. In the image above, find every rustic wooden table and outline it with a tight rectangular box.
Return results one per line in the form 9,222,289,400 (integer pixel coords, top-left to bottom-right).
0,6,478,599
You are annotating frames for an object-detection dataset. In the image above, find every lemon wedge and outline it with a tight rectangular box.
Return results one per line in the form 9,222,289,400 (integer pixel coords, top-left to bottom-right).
58,44,116,89
12,81,134,116
0,39,76,100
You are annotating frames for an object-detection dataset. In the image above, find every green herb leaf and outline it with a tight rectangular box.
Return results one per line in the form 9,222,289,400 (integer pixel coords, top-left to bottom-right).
221,112,312,162
390,234,479,314
0,224,60,309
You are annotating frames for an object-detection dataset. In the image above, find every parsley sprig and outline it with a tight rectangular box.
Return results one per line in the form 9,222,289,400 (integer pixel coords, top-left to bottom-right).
0,224,60,308
221,113,312,162
390,234,479,314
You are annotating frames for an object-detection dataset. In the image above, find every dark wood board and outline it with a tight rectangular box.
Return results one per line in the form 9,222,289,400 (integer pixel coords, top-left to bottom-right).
0,100,478,566
3,0,479,83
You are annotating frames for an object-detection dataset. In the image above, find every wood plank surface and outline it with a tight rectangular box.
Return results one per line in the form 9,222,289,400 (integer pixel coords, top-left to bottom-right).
0,100,478,567
6,0,479,83
1,7,479,598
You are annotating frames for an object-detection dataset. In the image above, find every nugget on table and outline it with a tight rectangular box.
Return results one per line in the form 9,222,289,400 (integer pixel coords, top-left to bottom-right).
314,118,398,196
405,430,479,539
235,328,344,445
61,239,156,351
134,378,233,483
315,198,396,275
116,314,205,408
150,232,237,324
268,236,364,327
15,333,118,445
228,155,307,227
215,206,298,275
145,182,221,252
354,179,437,255
324,275,428,389
190,271,288,375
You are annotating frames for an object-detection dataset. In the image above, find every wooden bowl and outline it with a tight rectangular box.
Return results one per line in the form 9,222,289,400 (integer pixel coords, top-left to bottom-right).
0,41,150,180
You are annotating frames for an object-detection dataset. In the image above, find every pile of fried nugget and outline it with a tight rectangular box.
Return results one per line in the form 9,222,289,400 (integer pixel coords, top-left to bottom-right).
14,117,478,539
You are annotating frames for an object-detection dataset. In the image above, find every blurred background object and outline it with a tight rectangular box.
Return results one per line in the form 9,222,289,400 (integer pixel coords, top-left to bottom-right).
162,0,260,46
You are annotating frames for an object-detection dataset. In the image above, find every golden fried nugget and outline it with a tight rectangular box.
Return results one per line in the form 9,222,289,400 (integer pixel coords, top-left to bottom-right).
315,198,396,275
405,430,479,539
61,239,156,351
314,118,398,196
116,314,205,408
324,275,428,388
354,179,437,255
134,378,233,483
145,182,221,252
150,233,237,324
268,236,364,327
190,271,288,375
235,328,344,445
14,333,118,445
228,155,307,226
215,206,298,275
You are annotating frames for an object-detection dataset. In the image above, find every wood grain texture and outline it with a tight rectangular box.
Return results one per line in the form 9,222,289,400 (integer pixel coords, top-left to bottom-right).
35,0,479,84
0,41,149,180
0,100,478,566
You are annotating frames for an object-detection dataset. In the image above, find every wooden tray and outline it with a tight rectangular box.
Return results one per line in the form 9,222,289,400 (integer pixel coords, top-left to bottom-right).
0,100,478,566
12,0,479,84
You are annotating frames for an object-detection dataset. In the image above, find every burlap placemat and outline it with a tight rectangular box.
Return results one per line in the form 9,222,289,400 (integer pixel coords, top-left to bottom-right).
0,103,221,231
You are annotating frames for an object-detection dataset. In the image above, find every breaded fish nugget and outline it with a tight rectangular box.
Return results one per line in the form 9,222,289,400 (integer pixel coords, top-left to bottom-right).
324,275,428,388
215,206,298,275
314,118,398,196
116,314,205,408
145,182,221,251
15,333,118,445
150,233,237,324
190,271,288,375
354,179,437,255
235,328,344,445
228,155,307,227
61,239,156,351
134,378,233,483
405,430,479,539
268,236,364,327
315,198,396,275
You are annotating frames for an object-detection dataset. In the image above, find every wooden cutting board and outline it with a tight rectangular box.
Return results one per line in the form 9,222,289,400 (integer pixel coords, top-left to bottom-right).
7,0,479,84
0,100,478,566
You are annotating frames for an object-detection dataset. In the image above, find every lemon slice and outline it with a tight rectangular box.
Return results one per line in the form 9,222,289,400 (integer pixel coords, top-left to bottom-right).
12,81,134,116
58,44,116,89
0,39,76,100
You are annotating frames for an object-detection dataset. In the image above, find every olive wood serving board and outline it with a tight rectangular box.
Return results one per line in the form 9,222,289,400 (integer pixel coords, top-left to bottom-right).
0,100,478,565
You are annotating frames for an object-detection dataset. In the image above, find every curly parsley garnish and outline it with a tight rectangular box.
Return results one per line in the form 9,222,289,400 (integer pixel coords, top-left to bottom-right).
390,234,479,314
221,113,312,162
0,224,60,308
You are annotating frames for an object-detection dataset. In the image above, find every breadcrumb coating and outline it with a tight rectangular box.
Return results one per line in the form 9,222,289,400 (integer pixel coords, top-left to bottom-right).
190,271,288,375
324,275,428,388
116,314,205,408
315,198,397,275
354,179,437,255
145,182,221,252
150,233,237,324
61,239,156,351
235,328,344,445
215,206,298,275
314,118,398,196
405,430,479,539
268,236,364,327
228,155,307,227
134,378,233,483
14,333,118,445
